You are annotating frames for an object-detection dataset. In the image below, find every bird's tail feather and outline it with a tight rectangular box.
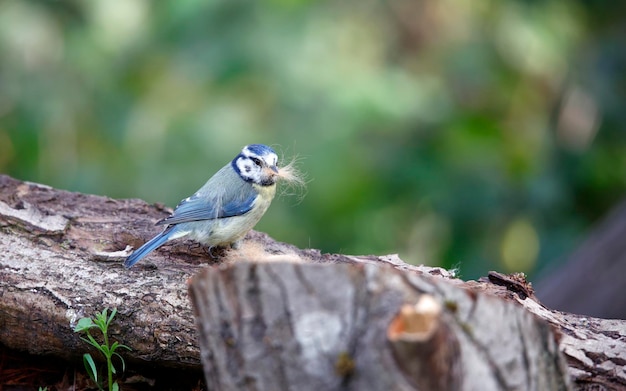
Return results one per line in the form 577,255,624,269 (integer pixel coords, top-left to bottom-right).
124,226,176,268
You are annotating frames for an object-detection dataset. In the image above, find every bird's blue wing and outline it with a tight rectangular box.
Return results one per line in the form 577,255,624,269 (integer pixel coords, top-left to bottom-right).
156,191,257,226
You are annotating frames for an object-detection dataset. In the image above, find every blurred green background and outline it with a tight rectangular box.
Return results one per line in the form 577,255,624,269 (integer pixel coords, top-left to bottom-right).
1,0,625,280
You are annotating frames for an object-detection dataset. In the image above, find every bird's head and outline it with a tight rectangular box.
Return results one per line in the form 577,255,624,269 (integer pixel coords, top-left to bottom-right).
232,144,280,186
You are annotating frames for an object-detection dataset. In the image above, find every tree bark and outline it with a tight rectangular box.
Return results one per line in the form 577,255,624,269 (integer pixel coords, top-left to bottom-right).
0,174,624,390
188,262,569,391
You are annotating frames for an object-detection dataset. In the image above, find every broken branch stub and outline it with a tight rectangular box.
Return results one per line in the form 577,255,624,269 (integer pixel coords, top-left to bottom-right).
387,295,461,391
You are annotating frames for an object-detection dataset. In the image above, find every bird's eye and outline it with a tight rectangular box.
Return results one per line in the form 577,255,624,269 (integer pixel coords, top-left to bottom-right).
251,157,262,166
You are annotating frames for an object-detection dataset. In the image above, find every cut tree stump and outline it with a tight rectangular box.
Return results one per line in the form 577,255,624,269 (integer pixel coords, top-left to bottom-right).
0,174,625,390
188,262,569,391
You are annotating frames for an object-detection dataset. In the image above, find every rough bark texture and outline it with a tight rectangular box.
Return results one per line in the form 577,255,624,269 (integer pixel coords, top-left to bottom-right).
188,262,569,391
0,174,624,390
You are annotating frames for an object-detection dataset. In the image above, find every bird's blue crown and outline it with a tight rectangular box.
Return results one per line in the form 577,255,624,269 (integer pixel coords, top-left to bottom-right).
244,144,276,157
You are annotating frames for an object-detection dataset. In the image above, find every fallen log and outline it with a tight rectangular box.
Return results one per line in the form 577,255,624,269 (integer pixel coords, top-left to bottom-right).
0,174,624,390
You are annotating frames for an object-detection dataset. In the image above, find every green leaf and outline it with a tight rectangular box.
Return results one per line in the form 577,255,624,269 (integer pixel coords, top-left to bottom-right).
110,341,131,353
114,342,132,352
112,382,119,391
82,335,104,352
94,311,107,330
107,308,118,325
113,352,126,372
74,317,95,332
83,353,98,383
99,344,111,356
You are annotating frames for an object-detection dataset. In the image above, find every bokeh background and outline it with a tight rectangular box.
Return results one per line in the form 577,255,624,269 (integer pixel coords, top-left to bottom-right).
1,0,625,281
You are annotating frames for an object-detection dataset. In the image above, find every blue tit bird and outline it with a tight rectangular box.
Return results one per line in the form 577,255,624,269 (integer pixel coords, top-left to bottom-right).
124,144,281,268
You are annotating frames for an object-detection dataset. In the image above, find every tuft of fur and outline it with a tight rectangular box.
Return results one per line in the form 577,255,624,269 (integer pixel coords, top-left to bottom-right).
275,154,307,202
224,240,308,264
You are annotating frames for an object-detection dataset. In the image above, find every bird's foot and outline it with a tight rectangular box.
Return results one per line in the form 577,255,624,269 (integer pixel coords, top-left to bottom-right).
230,240,242,250
206,245,223,259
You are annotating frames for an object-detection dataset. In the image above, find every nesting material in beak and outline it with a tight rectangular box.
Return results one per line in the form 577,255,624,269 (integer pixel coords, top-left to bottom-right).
276,159,305,186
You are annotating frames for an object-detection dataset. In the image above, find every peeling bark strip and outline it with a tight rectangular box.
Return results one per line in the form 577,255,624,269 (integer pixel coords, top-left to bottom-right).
189,262,571,391
0,174,625,390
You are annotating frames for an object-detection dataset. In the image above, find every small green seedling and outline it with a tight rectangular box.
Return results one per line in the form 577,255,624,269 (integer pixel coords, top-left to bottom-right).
74,308,131,391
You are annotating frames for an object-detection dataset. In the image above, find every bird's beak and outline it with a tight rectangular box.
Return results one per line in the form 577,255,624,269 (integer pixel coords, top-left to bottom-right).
264,165,279,178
